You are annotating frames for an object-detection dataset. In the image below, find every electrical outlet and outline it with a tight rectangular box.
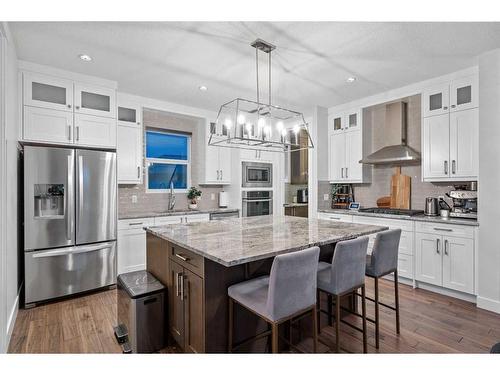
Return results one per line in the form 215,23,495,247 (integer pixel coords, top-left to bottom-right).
323,194,329,201
210,193,215,201
131,195,137,204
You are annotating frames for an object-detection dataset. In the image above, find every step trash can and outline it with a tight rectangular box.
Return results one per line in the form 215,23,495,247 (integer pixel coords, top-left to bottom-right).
116,270,166,353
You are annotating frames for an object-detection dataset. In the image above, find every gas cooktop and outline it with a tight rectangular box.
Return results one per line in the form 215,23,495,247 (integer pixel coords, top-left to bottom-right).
358,207,424,216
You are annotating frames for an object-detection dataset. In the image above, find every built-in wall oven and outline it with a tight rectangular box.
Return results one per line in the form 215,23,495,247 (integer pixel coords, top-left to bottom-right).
242,162,273,188
242,191,273,217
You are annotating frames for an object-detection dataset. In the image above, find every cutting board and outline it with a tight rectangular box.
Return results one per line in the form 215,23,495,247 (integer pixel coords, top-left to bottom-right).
390,167,411,209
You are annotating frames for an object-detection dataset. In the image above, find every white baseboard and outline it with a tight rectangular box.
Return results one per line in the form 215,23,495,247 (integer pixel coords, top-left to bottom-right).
6,293,19,352
477,295,500,314
414,281,476,303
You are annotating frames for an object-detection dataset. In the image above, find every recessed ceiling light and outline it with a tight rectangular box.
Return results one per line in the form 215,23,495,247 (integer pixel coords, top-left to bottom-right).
79,54,92,62
346,77,357,83
198,85,208,91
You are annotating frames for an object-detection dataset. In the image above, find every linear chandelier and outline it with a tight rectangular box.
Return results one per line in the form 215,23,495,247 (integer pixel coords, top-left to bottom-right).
209,39,314,153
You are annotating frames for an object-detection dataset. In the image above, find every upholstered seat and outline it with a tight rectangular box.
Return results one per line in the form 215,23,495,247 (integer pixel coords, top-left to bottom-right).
228,276,269,320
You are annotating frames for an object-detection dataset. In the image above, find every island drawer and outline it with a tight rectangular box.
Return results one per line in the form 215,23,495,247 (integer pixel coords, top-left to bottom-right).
170,244,204,277
415,221,474,238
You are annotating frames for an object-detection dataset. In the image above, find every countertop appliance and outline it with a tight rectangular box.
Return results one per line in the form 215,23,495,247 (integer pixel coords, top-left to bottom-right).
424,197,439,216
297,188,308,203
219,191,229,208
358,207,424,216
448,189,478,219
23,145,117,307
242,161,273,188
331,184,354,209
209,210,240,220
242,190,273,217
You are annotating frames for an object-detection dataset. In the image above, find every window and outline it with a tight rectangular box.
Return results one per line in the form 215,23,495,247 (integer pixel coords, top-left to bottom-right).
145,130,191,192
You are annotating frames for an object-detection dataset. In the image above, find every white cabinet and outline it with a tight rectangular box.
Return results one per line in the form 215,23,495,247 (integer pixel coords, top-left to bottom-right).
74,113,116,148
74,83,116,118
117,123,143,184
422,75,478,182
329,130,364,183
205,144,232,184
154,213,210,225
415,224,474,294
240,148,272,162
329,133,345,181
23,72,73,112
117,99,143,184
23,106,73,144
330,109,361,134
117,218,154,274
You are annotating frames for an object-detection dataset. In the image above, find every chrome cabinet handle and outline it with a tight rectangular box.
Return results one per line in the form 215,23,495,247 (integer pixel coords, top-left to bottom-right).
180,274,184,301
329,217,341,220
137,166,140,179
67,104,71,108
345,167,348,179
436,238,440,254
175,272,181,297
452,160,456,174
175,253,189,262
68,125,72,141
220,170,223,180
76,126,80,141
76,105,80,110
443,106,448,110
444,239,449,255
341,167,344,178
434,227,452,232
184,216,188,224
451,104,456,108
128,222,143,226
217,170,220,180
444,160,448,175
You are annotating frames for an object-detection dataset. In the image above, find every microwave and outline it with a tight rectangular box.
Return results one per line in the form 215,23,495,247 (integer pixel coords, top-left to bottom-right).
242,162,273,188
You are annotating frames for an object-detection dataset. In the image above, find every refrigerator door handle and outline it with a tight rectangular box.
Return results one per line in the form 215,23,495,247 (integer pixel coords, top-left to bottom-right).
31,242,115,258
66,155,74,241
78,155,83,231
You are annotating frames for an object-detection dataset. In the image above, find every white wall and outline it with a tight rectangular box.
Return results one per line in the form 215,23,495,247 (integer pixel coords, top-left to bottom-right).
477,49,500,313
0,22,19,353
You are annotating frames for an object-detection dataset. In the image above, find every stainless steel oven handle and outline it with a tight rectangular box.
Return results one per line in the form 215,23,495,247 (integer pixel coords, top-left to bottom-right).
32,242,115,258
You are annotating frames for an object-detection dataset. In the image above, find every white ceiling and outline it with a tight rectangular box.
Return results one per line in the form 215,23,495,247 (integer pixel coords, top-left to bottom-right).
9,22,500,114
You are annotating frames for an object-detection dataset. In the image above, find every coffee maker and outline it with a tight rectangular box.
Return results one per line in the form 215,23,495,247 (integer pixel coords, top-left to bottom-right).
447,184,477,219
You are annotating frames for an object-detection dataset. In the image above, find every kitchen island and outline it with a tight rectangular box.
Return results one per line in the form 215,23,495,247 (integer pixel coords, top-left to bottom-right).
145,216,387,353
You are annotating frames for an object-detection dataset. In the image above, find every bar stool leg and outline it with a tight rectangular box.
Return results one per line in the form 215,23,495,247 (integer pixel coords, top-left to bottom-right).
316,289,321,334
394,270,400,335
328,294,333,326
271,323,279,353
312,306,318,353
374,277,380,349
228,297,233,353
335,294,341,353
361,285,368,353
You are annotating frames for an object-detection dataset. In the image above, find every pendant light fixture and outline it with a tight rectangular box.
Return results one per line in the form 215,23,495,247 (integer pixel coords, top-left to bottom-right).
209,39,313,153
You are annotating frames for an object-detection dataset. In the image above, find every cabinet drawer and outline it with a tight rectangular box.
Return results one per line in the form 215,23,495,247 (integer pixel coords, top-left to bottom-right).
415,221,474,238
170,245,204,277
118,217,154,230
352,216,413,232
318,212,353,222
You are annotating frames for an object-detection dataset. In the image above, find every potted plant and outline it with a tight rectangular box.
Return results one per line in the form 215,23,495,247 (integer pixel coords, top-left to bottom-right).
187,186,202,210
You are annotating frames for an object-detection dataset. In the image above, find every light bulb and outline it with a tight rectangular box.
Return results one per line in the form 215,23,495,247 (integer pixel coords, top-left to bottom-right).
293,125,300,134
276,121,284,131
224,118,232,129
258,118,266,128
237,114,246,125
281,128,287,137
246,123,252,134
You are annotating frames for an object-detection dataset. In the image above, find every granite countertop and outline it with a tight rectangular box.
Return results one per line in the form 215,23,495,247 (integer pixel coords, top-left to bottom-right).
318,208,479,227
145,216,387,267
119,208,239,220
283,203,309,207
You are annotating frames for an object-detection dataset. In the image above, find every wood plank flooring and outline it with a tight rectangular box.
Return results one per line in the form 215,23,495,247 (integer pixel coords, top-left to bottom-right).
8,279,500,353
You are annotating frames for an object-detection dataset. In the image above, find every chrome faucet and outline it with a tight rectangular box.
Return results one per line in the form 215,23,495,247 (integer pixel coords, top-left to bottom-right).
168,181,176,211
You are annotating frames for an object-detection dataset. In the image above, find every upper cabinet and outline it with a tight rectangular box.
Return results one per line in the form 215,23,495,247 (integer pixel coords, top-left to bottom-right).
422,75,478,182
328,107,370,183
21,72,117,149
203,122,232,185
117,98,143,184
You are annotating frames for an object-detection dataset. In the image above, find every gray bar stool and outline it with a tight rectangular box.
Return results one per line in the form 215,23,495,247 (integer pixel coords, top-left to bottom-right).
227,246,320,353
316,236,369,353
364,228,402,349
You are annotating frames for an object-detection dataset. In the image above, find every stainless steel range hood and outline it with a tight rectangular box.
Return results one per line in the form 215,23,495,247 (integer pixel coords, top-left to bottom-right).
360,101,420,165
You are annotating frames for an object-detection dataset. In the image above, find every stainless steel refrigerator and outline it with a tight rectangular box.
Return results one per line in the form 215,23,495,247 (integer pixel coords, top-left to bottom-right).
23,145,117,306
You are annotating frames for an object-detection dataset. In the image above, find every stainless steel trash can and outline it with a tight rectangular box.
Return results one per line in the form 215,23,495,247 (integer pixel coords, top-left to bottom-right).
116,270,165,353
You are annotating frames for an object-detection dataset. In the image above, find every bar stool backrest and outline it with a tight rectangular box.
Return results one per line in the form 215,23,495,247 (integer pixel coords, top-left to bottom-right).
370,229,402,277
330,236,369,295
266,246,320,322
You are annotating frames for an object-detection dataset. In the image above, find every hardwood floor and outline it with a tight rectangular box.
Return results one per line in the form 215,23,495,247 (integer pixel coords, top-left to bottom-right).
8,279,500,353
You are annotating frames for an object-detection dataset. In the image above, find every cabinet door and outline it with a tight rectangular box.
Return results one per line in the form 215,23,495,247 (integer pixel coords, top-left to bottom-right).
205,144,221,183
330,113,345,133
24,106,73,145
23,72,73,112
74,84,116,118
117,229,146,274
345,130,362,181
450,76,478,112
218,147,232,184
74,113,116,148
449,108,478,179
169,260,185,349
442,236,474,294
183,268,204,353
329,133,346,182
117,102,142,126
344,109,361,132
422,114,450,180
117,123,143,184
415,233,442,286
423,83,449,117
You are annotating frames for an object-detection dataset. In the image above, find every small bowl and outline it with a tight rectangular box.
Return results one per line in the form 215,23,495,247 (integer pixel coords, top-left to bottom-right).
440,209,450,219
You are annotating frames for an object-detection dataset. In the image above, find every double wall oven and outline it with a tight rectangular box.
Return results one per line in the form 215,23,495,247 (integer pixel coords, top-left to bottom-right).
242,161,273,217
